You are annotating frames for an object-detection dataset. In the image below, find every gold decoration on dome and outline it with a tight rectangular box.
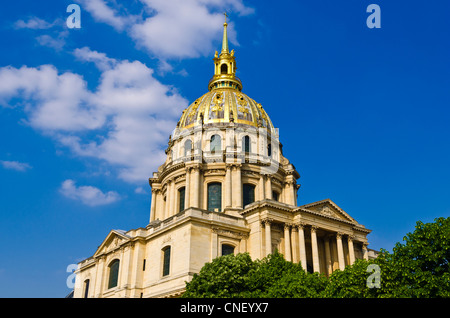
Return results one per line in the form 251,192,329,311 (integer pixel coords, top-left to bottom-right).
238,105,249,114
186,97,201,121
257,103,268,121
187,109,196,121
211,93,224,114
236,93,247,106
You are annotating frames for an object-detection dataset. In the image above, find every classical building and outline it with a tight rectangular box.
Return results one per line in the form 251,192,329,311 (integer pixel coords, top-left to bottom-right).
73,20,376,298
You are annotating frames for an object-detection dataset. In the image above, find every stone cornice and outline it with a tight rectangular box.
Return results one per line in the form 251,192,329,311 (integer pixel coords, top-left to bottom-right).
157,162,187,182
241,199,295,216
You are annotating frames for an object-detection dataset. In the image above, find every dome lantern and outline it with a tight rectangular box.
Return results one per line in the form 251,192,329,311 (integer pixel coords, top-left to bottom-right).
208,14,243,92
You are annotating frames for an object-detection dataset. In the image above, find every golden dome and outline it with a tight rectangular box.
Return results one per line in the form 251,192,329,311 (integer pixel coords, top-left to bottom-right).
178,89,275,131
177,18,275,132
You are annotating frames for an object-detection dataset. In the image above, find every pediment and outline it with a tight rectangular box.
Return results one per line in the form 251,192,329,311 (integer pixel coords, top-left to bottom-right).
300,199,357,223
93,229,130,257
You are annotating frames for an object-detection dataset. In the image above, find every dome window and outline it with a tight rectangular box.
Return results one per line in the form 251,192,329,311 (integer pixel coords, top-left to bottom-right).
210,134,221,153
242,135,251,153
184,139,192,157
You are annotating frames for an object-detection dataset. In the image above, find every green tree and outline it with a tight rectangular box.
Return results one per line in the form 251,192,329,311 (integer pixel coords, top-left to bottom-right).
182,252,256,298
245,252,327,297
183,251,327,298
375,217,450,297
324,259,376,298
183,217,449,298
325,217,450,298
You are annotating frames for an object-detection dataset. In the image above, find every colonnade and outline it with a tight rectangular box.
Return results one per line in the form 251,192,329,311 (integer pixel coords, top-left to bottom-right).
150,164,300,221
261,219,369,275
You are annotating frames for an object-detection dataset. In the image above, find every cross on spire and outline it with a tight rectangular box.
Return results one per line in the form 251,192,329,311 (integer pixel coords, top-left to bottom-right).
221,12,229,53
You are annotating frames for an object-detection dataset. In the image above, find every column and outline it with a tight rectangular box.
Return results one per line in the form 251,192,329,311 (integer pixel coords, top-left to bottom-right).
362,243,369,261
265,175,272,199
233,164,242,208
284,182,293,205
164,181,171,219
297,223,307,271
129,241,144,297
94,257,105,297
150,189,157,222
263,219,272,256
185,168,190,208
293,184,298,206
119,246,131,291
225,165,232,208
211,228,219,260
324,236,332,276
191,166,200,208
336,233,346,271
169,180,175,217
259,175,265,201
284,224,292,262
348,235,356,265
311,226,320,273
291,226,299,263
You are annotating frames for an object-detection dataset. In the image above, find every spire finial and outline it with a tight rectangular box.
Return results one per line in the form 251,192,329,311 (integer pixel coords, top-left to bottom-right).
221,12,229,53
209,14,242,91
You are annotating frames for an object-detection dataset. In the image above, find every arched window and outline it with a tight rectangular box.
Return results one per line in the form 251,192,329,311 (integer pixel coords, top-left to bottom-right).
207,182,222,212
108,259,120,289
210,134,221,153
184,139,192,157
222,244,235,256
221,63,228,74
178,187,185,212
162,246,171,277
267,143,272,157
242,135,251,153
83,279,90,298
243,184,255,207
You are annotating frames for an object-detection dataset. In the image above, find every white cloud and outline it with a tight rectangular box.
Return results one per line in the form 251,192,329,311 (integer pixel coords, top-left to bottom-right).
73,47,118,71
134,187,147,194
131,0,251,59
60,179,121,206
36,31,68,51
0,64,104,131
13,17,67,51
0,48,188,183
76,0,138,31
79,0,253,59
14,17,56,30
0,160,32,172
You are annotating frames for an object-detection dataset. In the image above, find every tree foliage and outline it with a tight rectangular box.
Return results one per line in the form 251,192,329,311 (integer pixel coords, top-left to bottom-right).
183,217,449,298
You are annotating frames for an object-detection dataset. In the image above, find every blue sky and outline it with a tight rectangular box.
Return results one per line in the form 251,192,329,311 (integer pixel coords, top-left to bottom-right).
0,0,449,297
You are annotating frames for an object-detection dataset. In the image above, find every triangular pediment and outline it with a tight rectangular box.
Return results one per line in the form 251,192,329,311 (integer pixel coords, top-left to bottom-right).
93,229,130,257
300,199,357,223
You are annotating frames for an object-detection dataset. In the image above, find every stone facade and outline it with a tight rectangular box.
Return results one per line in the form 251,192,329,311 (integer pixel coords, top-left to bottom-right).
73,21,375,298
